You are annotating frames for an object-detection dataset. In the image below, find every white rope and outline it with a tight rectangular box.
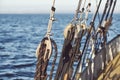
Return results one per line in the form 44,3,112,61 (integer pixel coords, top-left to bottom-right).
79,0,86,21
46,0,56,36
74,0,83,21
52,0,55,6
84,0,91,24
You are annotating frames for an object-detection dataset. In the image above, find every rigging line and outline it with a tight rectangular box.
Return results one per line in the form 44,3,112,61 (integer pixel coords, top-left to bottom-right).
34,38,49,80
96,0,101,23
84,0,91,25
105,0,113,20
46,0,56,36
66,0,91,79
82,0,102,60
92,0,102,23
98,0,109,27
34,38,58,80
93,0,111,51
73,0,102,79
79,0,86,21
66,1,91,78
94,0,116,51
110,0,117,18
54,1,85,79
101,0,114,45
34,0,57,80
82,0,102,65
78,0,92,72
54,1,87,77
49,39,58,80
62,0,91,79
74,0,83,21
52,0,55,6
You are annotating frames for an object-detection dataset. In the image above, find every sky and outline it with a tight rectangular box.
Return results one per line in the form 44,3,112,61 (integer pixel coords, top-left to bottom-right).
0,0,120,14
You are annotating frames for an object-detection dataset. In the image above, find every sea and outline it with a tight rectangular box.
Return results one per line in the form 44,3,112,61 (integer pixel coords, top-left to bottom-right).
0,14,120,80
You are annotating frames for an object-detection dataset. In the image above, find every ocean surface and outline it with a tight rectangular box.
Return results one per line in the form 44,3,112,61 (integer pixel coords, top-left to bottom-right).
0,14,120,80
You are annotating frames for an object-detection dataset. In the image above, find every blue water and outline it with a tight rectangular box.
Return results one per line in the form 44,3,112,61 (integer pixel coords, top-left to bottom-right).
0,14,120,80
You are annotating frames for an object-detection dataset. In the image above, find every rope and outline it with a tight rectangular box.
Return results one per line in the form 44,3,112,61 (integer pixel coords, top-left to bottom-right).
95,0,101,23
98,0,109,27
46,0,56,36
74,0,83,21
79,0,86,22
110,0,117,18
49,39,58,80
85,0,91,22
92,0,102,23
105,0,113,20
34,37,49,80
52,0,55,6
73,0,102,79
34,0,57,79
71,1,92,78
55,0,92,79
34,37,58,80
94,0,116,52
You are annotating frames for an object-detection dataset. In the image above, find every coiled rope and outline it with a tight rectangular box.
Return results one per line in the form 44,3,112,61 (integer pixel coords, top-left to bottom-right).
34,0,58,80
34,37,58,80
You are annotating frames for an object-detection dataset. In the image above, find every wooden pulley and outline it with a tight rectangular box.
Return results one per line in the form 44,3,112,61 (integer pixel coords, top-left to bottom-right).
36,37,52,61
75,23,87,38
63,23,74,39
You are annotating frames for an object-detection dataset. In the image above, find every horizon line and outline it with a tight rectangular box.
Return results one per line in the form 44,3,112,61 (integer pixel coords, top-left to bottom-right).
0,12,120,14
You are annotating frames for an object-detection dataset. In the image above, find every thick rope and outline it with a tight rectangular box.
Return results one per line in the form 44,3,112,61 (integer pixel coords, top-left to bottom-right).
34,37,58,80
34,0,57,79
34,38,49,80
49,39,58,80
